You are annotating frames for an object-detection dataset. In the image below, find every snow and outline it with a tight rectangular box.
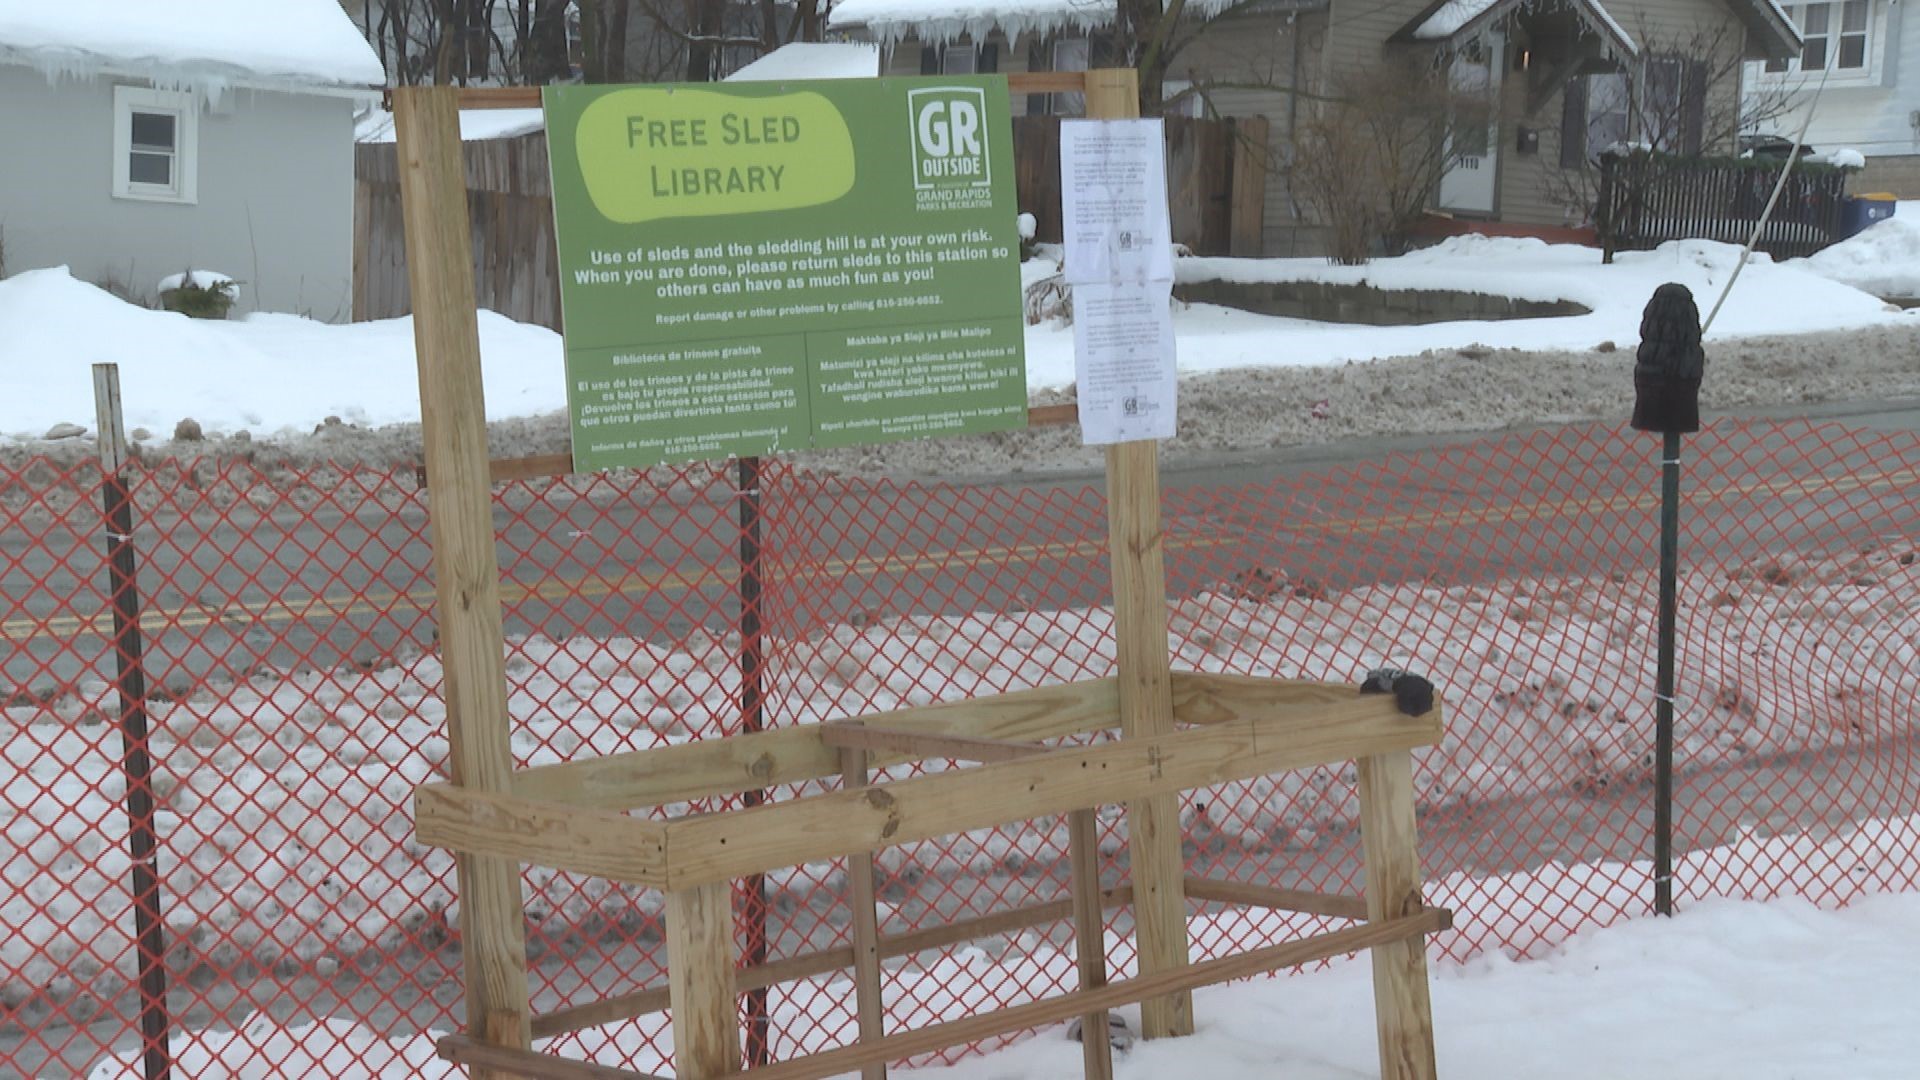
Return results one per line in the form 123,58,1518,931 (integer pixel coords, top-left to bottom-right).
5,236,1914,441
1796,212,1920,299
830,0,1183,46
0,268,562,440
724,42,882,82
79,822,1920,1077
1410,0,1637,56
1022,235,1907,391
15,543,1920,1033
354,107,546,144
1017,212,1037,241
350,44,883,146
0,0,384,93
155,269,238,296
905,893,1920,1080
1810,147,1868,169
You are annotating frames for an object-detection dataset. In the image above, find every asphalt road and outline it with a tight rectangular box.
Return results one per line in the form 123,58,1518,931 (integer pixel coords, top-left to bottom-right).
6,397,1919,700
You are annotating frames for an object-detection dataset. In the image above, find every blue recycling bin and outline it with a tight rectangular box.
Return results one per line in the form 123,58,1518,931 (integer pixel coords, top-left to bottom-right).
1840,193,1898,238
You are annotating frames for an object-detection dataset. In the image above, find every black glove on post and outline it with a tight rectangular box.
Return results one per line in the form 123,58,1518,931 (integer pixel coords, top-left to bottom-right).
1359,667,1435,717
1631,283,1706,434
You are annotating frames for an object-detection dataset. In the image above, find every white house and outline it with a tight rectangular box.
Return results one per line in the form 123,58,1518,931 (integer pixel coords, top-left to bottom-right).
0,1,383,320
1748,1,1920,194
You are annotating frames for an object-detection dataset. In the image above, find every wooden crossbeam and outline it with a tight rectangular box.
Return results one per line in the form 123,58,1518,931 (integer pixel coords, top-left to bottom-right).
705,909,1451,1080
1183,877,1370,922
419,693,1438,891
509,678,1120,812
660,695,1439,891
819,723,1047,764
443,908,1449,1080
526,876,1370,1040
532,885,1137,1039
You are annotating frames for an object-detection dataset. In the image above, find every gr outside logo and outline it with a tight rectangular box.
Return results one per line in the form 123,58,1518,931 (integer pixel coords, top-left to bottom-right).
907,86,992,193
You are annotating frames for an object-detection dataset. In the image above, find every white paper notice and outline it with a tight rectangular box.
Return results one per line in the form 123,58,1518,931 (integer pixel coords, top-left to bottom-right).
1060,119,1175,286
1073,281,1177,445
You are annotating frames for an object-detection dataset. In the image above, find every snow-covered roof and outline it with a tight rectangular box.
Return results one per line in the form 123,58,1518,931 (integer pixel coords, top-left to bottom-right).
1400,0,1638,58
725,42,882,81
356,107,546,144
829,0,1256,45
0,0,385,94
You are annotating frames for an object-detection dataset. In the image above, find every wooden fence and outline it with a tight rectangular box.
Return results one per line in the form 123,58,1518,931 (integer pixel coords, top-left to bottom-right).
353,133,562,327
352,115,1269,329
1597,152,1850,262
1013,115,1269,258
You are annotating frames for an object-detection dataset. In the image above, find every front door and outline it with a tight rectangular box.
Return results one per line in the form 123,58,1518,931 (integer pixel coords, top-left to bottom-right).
1438,33,1503,215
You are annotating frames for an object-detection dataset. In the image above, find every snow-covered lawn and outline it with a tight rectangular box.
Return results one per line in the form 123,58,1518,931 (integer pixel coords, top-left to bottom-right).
6,233,1914,443
0,266,565,441
1023,235,1911,388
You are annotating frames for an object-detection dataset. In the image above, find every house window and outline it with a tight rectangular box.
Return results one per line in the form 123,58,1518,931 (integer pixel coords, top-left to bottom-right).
1163,79,1204,119
1585,73,1632,158
113,86,197,203
1767,2,1871,74
921,42,999,76
1050,37,1089,116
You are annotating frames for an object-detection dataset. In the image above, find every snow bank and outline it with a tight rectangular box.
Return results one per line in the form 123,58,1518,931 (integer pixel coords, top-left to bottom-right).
0,0,384,91
0,267,564,441
12,546,1917,1013
1795,215,1920,299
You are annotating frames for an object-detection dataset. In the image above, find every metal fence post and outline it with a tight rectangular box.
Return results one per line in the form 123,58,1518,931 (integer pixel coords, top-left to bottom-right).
91,364,173,1080
1653,427,1681,917
737,455,771,1066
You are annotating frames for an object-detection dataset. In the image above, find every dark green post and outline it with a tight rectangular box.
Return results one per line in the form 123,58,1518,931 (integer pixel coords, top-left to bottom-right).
1632,285,1704,918
1653,427,1681,916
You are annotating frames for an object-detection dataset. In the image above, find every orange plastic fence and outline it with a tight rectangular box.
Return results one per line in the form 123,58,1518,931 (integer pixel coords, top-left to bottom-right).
1,418,1915,1077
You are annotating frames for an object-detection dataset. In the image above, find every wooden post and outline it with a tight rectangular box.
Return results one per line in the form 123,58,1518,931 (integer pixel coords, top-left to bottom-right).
93,365,174,1080
667,883,744,1079
1356,751,1438,1080
839,749,888,1080
1084,66,1194,1041
1068,809,1115,1080
392,86,534,1072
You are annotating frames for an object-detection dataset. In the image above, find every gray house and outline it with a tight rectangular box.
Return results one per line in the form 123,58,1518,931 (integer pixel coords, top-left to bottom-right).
0,2,382,319
829,0,1803,255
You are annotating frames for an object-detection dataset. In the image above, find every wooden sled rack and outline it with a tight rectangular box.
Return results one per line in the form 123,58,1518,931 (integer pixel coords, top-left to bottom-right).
418,671,1448,1080
392,68,1447,1080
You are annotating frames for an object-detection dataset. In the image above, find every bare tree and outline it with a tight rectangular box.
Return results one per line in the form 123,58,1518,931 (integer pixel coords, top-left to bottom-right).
1537,18,1803,224
356,0,574,85
1292,56,1468,264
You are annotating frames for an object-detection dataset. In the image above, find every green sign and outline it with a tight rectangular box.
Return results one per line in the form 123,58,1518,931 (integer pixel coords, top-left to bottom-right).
543,78,1029,470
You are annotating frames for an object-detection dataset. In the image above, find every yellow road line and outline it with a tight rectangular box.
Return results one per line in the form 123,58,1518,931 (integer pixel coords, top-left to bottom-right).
6,463,1914,645
0,532,1237,644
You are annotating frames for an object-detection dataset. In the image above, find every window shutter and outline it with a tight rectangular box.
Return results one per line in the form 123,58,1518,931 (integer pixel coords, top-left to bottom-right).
1682,60,1707,156
1560,76,1589,168
920,45,939,75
